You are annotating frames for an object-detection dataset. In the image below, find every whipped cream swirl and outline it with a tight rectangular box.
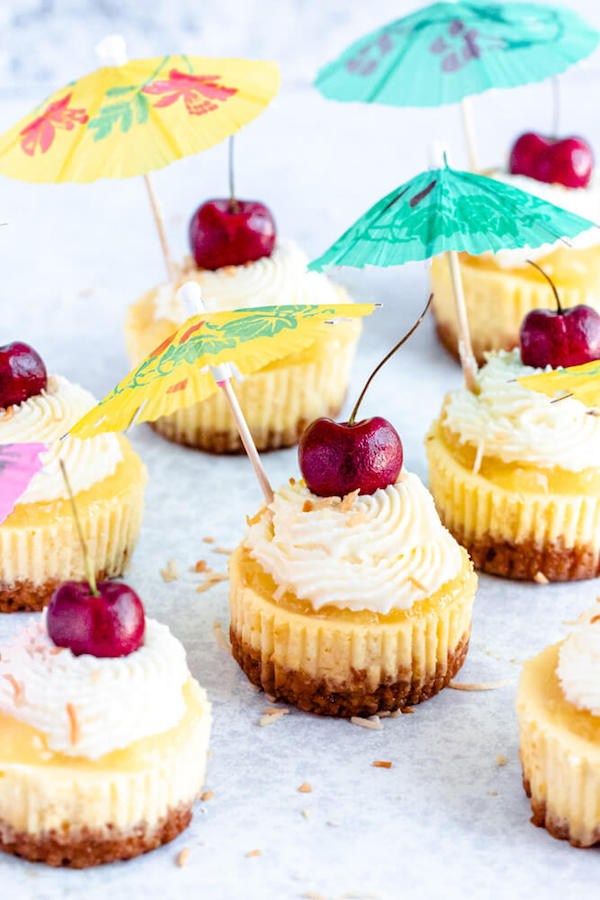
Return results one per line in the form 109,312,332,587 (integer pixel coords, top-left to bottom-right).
0,375,123,504
443,350,600,471
152,238,348,324
558,610,600,715
0,616,189,759
244,473,464,614
485,172,600,269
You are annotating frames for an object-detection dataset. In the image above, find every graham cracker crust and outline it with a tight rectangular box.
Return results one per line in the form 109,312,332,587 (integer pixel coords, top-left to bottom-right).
450,529,600,582
522,775,600,848
230,629,470,717
0,569,112,614
434,318,517,367
0,804,192,868
150,401,345,454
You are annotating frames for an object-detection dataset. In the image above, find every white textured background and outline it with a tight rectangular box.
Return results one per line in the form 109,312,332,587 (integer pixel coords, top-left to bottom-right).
2,2,600,898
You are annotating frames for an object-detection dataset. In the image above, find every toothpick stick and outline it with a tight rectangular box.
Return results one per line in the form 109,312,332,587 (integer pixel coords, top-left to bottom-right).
144,174,177,282
446,250,478,392
58,460,100,596
460,98,479,173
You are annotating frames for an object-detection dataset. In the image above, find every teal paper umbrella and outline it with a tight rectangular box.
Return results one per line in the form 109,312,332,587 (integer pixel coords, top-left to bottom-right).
309,161,597,388
315,2,599,169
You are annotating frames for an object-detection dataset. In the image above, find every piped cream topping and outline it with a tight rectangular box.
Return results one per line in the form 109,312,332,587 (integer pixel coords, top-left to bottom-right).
0,616,189,759
558,610,600,715
442,349,600,471
485,172,600,269
0,375,122,504
244,473,464,614
152,238,348,323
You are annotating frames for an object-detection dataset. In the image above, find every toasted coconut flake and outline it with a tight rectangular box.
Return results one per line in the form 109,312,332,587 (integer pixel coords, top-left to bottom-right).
350,715,383,731
259,711,287,727
408,575,428,594
340,489,360,512
372,760,392,769
298,782,312,793
203,537,215,544
534,571,549,584
487,791,498,796
66,702,80,746
303,893,327,900
197,573,228,593
213,547,233,555
264,706,289,715
1,406,14,422
402,707,415,715
200,790,214,802
2,674,24,706
177,847,190,867
327,820,340,827
497,753,509,767
246,507,266,527
212,620,231,652
193,560,210,573
472,439,485,475
273,583,286,602
289,477,296,485
245,849,261,858
159,559,178,582
302,500,314,512
449,678,513,691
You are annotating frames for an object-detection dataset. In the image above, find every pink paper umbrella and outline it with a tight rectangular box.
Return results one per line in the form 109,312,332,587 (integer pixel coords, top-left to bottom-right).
0,442,47,524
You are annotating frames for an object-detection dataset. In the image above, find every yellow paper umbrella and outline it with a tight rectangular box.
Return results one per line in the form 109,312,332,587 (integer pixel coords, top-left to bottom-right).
518,361,600,408
71,297,375,500
0,36,280,278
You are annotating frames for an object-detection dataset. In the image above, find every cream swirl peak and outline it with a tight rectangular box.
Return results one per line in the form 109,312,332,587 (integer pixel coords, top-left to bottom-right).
558,611,600,716
484,172,600,269
244,473,464,614
0,375,122,505
152,238,348,324
443,350,600,471
0,616,188,759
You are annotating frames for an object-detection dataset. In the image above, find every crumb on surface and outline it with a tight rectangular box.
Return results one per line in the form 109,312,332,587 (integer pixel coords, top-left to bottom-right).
259,711,288,726
193,560,210,573
449,679,513,691
534,571,549,584
372,761,392,769
176,847,190,867
350,715,383,731
159,559,179,582
213,547,233,555
197,573,228,593
497,754,509,767
203,537,215,544
245,849,261,858
298,782,312,793
401,707,415,715
212,620,231,652
200,790,214,802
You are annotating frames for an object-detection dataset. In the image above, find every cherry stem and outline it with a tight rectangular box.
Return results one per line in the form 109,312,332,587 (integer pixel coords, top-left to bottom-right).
526,259,563,314
347,294,433,426
58,460,100,597
228,136,239,214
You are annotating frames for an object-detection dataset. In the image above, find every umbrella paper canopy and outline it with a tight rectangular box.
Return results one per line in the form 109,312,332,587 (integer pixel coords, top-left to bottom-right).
315,1,598,108
71,303,375,438
518,361,600,407
308,162,597,271
0,55,279,182
0,443,47,525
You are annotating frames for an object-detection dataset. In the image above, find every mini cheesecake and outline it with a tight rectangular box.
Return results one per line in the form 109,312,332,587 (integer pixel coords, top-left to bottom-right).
229,474,477,716
517,610,600,847
124,240,361,452
426,350,600,581
0,374,146,611
0,613,211,867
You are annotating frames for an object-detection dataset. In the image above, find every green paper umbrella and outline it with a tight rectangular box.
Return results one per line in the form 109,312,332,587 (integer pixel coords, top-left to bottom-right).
315,2,598,169
309,162,597,388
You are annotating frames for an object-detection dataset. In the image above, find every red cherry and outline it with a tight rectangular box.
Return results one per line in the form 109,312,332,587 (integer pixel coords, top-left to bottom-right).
0,341,47,408
189,198,276,269
520,261,600,368
47,581,145,658
509,132,594,189
298,417,403,497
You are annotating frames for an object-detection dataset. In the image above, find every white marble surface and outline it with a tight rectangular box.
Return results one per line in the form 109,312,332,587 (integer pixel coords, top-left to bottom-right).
2,1,600,897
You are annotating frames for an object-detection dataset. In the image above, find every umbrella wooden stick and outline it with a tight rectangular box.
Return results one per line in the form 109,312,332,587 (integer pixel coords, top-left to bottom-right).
177,282,274,504
95,34,176,282
460,98,479,173
446,249,478,392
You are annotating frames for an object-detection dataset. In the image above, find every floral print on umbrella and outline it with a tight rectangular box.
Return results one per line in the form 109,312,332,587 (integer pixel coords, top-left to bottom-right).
19,94,88,156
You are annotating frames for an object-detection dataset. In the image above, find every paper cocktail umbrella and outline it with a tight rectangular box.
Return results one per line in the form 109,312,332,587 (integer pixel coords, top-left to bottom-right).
518,361,600,408
70,297,375,501
0,35,279,280
0,443,47,524
314,2,598,170
309,159,596,389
